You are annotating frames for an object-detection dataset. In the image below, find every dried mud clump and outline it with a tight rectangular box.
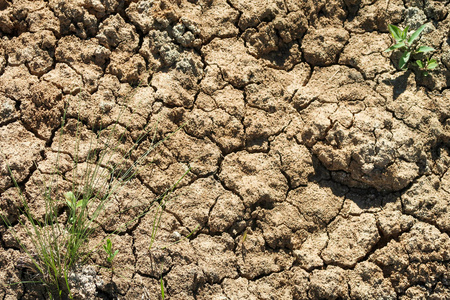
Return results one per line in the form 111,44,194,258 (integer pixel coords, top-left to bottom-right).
219,151,288,208
1,0,450,299
0,122,45,190
4,30,56,76
297,66,437,191
302,27,349,66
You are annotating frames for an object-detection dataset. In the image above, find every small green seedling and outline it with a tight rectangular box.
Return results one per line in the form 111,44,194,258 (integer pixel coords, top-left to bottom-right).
385,24,437,75
103,238,119,264
64,191,83,224
64,191,82,211
415,56,438,76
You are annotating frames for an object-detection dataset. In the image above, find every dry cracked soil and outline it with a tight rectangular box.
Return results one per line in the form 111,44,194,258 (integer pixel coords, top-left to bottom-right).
1,0,450,299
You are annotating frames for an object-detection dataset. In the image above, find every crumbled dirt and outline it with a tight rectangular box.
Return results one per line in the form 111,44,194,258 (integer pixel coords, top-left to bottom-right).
1,0,450,299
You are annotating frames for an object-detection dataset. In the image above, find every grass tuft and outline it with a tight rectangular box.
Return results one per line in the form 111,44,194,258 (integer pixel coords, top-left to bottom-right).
0,84,189,299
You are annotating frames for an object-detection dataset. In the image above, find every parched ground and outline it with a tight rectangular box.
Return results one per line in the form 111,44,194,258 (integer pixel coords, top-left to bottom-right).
1,0,450,299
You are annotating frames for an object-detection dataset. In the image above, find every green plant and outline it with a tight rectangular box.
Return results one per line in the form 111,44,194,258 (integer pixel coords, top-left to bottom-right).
0,87,189,299
64,191,83,225
103,238,119,264
415,56,438,76
385,23,437,75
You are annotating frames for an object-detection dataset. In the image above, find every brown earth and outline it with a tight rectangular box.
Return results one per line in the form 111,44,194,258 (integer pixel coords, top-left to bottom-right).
1,0,450,299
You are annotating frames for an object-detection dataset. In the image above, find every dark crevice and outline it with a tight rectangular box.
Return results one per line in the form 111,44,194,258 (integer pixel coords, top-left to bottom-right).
356,217,407,265
0,116,20,128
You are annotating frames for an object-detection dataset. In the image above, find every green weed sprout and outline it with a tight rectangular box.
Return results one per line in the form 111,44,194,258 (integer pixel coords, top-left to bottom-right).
385,24,437,75
103,238,119,264
415,56,438,76
64,191,83,224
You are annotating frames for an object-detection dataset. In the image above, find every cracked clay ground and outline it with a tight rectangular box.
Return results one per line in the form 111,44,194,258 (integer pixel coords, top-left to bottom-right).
1,0,450,299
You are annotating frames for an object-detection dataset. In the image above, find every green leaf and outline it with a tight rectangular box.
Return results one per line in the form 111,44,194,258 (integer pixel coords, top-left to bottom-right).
388,24,403,42
384,41,406,52
408,24,426,44
423,71,429,76
66,199,74,208
401,25,409,40
65,192,77,211
399,51,411,69
416,46,435,53
105,238,112,251
427,59,438,69
416,60,424,68
64,191,76,203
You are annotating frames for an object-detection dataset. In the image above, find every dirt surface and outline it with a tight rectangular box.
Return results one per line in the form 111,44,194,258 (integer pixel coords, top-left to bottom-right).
1,0,450,299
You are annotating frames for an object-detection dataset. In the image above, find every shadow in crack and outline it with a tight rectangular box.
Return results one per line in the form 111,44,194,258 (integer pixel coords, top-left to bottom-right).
381,70,413,100
258,42,302,70
416,68,450,91
309,155,401,211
